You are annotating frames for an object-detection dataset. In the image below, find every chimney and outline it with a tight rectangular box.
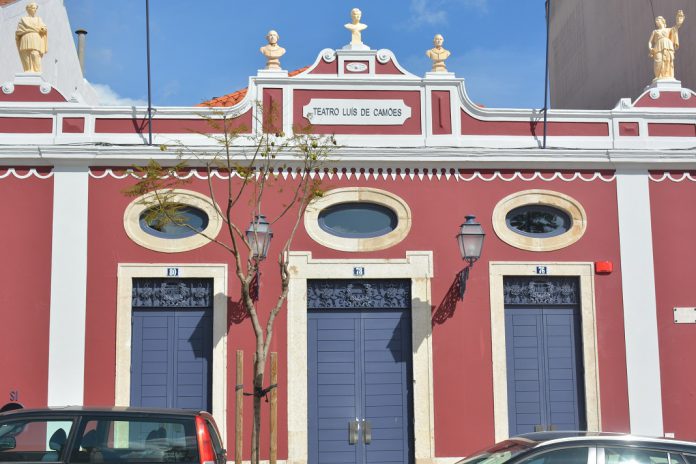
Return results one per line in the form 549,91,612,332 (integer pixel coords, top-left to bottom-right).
75,29,87,75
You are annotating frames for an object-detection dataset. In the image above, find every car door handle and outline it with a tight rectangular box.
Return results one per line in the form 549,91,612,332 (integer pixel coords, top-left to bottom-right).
363,420,371,444
349,420,359,445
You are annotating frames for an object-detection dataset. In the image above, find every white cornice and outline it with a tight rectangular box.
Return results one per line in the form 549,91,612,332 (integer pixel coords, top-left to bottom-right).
1,144,695,170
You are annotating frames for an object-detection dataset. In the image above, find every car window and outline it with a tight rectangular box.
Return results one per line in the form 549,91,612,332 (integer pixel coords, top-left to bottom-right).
518,446,591,464
0,418,73,463
456,439,536,464
205,419,223,454
682,454,696,464
671,454,687,464
604,447,669,464
71,417,199,463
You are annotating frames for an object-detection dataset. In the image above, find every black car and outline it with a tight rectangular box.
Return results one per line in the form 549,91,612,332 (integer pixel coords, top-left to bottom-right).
456,432,696,464
0,407,226,464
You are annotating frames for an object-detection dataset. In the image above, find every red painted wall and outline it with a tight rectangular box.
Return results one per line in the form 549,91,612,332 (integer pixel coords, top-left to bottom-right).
83,170,630,459
649,175,696,440
291,172,629,456
85,173,310,460
0,170,53,408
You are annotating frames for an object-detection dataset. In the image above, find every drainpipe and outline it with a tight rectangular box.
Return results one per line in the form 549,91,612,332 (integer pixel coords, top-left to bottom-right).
75,29,87,76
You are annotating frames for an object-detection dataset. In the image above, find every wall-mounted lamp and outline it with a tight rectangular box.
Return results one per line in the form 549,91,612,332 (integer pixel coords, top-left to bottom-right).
456,215,485,300
246,214,273,298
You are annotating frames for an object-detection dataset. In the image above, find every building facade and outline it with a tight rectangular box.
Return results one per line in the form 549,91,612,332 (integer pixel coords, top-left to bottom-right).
3,1,696,464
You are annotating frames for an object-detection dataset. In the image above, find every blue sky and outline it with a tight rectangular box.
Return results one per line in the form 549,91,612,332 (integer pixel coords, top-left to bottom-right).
64,0,548,109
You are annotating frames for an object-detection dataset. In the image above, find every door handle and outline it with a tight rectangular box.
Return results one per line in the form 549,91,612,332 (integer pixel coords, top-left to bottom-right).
362,420,372,444
349,420,358,445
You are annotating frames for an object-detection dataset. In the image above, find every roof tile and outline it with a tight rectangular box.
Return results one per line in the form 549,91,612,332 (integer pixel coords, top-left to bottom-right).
199,66,309,107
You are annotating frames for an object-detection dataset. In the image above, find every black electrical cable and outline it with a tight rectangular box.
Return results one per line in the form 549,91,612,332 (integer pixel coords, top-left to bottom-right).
145,0,153,146
543,0,551,149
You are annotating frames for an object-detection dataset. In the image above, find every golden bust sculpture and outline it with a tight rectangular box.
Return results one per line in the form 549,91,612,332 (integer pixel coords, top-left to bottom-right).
260,30,286,70
15,2,48,73
649,10,685,81
344,8,367,46
426,34,450,72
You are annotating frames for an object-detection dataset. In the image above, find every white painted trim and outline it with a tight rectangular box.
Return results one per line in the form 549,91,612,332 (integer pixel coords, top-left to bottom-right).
286,251,434,464
489,262,601,442
115,264,228,446
615,169,663,436
47,166,90,407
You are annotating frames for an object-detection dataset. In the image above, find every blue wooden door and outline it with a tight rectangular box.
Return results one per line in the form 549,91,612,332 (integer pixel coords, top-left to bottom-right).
504,277,585,436
130,279,213,412
307,280,413,464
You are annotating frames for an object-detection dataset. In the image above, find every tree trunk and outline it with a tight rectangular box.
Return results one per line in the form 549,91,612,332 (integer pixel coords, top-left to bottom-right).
251,350,266,464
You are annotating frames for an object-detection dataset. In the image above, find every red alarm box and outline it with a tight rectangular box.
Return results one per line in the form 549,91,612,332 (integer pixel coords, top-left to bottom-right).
595,261,613,274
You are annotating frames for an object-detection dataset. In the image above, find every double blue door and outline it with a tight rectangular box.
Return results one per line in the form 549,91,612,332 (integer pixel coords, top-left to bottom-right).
505,305,586,435
130,278,213,412
308,283,414,464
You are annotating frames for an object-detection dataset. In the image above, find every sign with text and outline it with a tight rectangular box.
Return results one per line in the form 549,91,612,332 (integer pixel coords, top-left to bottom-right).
303,99,412,125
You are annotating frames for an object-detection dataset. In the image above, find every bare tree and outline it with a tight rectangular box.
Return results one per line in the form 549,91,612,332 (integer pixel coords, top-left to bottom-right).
125,106,334,464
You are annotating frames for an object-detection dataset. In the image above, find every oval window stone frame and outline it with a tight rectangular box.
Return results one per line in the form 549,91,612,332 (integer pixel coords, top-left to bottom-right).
304,187,412,252
492,189,587,252
124,189,222,253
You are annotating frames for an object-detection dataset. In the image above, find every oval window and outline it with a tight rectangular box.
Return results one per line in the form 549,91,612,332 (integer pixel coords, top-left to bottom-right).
139,205,209,239
492,190,587,252
318,202,397,238
506,205,571,238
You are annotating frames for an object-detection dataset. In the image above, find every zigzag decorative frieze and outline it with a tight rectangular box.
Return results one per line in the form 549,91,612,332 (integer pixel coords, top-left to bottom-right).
88,168,615,182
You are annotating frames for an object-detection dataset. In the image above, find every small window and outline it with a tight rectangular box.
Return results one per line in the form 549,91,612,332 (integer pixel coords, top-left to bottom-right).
318,202,397,238
139,205,209,239
506,205,571,238
304,187,412,252
123,189,222,253
492,190,587,252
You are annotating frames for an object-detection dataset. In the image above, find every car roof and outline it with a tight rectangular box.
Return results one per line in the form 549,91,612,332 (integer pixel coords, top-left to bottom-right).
515,431,696,452
0,406,206,418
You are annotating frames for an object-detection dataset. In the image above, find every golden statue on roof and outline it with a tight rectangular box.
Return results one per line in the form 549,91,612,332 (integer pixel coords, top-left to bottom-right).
649,10,685,81
15,2,48,73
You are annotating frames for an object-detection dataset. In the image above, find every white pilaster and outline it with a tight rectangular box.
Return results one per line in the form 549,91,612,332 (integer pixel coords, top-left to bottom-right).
616,169,663,436
47,165,89,406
